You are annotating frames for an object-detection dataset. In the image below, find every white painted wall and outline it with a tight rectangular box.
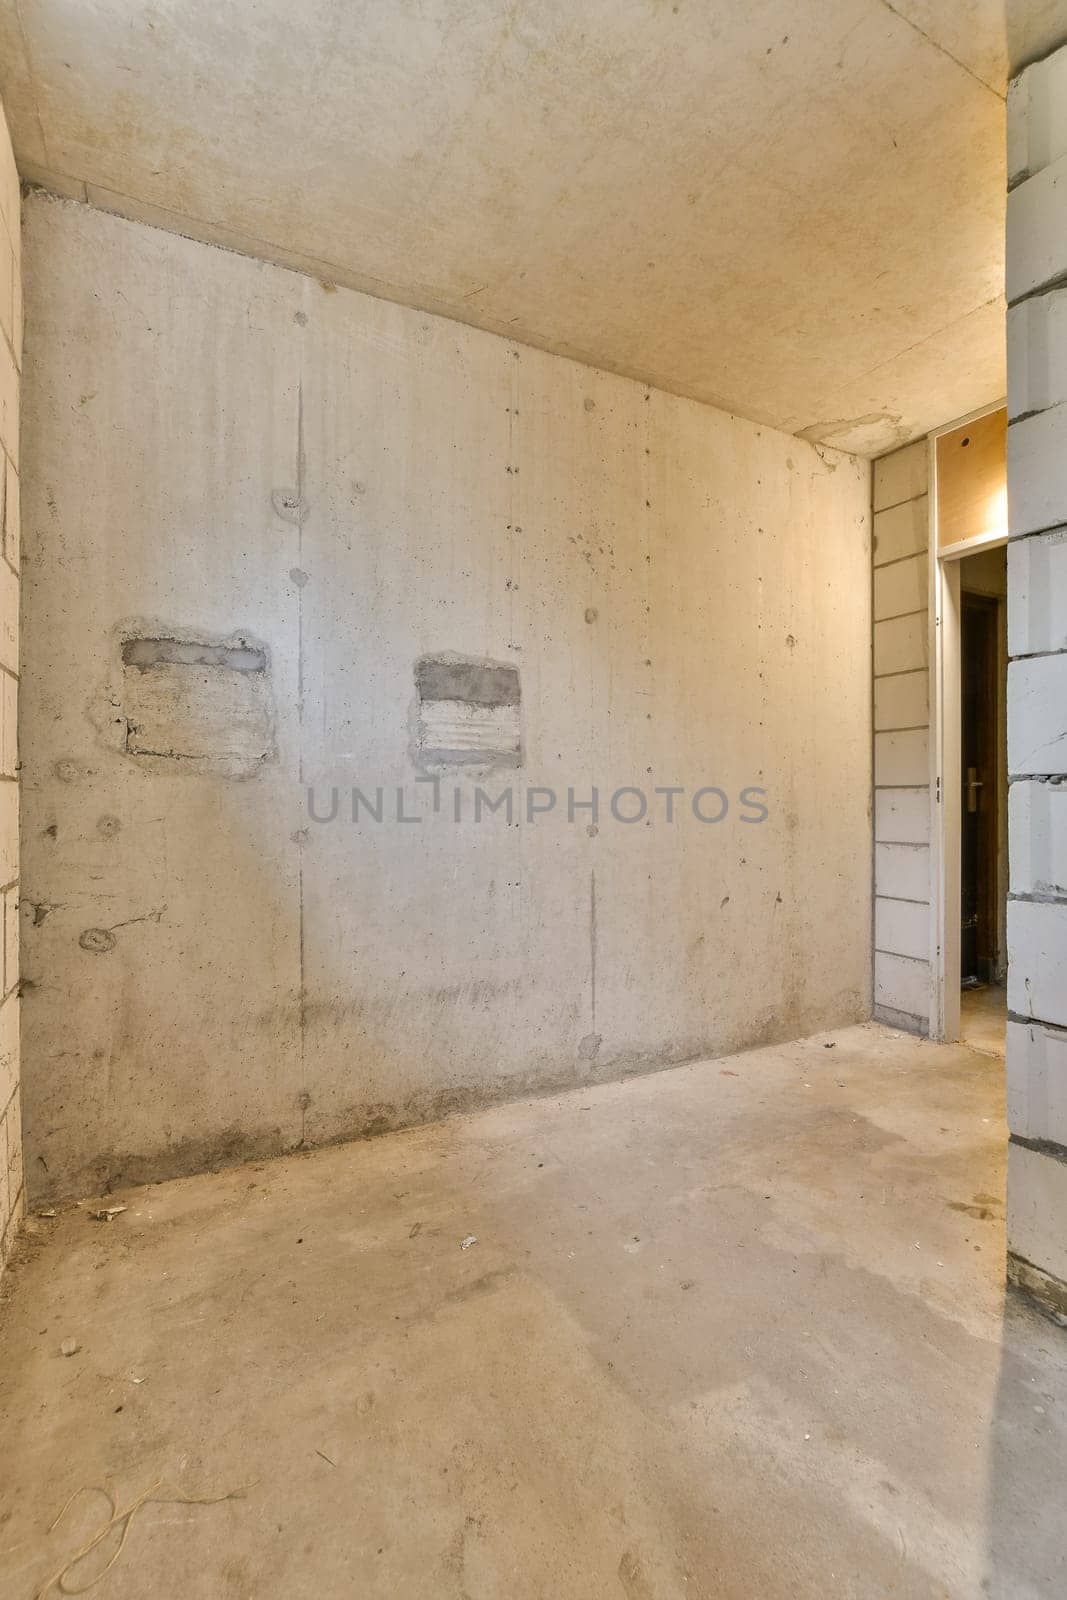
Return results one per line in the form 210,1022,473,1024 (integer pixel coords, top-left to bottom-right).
1005,37,1067,1321
20,195,872,1200
0,96,21,1271
872,440,933,1032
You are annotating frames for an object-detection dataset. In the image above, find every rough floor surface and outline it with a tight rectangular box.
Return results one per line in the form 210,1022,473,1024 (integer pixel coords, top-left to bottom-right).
960,983,1007,1059
1,1022,1065,1599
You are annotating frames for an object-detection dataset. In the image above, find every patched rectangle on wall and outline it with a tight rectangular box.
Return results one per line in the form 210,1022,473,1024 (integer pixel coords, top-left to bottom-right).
414,656,521,768
122,638,267,673
117,630,274,778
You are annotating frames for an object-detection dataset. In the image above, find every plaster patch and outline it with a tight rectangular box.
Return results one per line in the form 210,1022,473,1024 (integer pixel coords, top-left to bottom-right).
413,654,521,770
98,622,275,779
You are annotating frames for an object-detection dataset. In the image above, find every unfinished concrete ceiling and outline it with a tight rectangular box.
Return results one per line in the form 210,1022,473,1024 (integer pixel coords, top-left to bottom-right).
0,1,1039,454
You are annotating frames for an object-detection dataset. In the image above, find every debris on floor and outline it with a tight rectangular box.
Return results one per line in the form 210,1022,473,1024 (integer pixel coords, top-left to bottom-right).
35,1478,254,1599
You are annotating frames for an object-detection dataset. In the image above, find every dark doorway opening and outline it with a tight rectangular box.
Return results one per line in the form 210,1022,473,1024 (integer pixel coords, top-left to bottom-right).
958,546,1007,1055
961,591,999,983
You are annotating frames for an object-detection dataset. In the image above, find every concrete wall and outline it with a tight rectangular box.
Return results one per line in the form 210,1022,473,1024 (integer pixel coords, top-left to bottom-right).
20,195,872,1201
1005,38,1067,1321
872,440,932,1032
0,98,21,1270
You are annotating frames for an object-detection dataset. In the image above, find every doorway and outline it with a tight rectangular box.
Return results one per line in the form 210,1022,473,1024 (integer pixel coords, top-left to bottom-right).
958,552,1007,1054
931,403,1008,1053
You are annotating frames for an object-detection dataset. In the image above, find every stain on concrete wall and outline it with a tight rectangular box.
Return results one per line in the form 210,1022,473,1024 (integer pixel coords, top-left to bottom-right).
19,195,873,1200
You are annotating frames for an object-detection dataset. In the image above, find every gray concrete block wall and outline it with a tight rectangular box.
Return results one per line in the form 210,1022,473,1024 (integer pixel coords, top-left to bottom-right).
1006,36,1067,1321
872,440,932,1033
0,97,21,1275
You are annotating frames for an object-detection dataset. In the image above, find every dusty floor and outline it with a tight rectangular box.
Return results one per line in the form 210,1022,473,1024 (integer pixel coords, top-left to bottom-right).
960,983,1008,1059
1,1022,1065,1600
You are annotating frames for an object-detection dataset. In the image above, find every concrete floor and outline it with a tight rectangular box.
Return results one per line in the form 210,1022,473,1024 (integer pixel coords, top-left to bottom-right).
960,983,1008,1059
1,1022,1065,1599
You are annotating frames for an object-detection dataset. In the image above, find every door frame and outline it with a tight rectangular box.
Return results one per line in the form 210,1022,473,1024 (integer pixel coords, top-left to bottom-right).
928,400,1008,1043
